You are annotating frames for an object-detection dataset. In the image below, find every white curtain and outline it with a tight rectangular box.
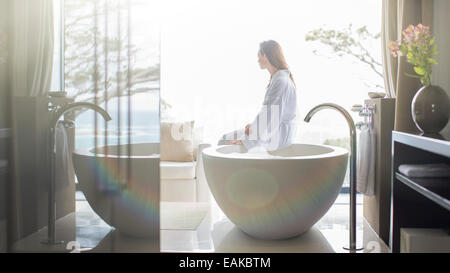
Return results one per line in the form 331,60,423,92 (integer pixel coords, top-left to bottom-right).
381,0,400,99
8,0,54,242
11,0,54,97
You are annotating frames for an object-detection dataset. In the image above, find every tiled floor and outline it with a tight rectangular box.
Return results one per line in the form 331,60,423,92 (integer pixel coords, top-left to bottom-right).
12,192,390,253
160,194,390,253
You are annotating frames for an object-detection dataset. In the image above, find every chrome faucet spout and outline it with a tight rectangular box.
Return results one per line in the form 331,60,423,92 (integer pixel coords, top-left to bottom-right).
304,103,356,136
304,103,362,252
50,102,112,129
44,102,111,245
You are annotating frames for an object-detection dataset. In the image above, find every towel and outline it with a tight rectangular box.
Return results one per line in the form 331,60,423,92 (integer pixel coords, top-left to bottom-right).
55,122,71,190
356,125,376,196
398,163,450,178
217,129,246,145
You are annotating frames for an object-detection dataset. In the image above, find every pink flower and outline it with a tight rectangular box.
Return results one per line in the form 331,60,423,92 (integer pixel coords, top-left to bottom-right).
402,32,413,44
389,23,436,86
417,24,429,32
411,23,432,43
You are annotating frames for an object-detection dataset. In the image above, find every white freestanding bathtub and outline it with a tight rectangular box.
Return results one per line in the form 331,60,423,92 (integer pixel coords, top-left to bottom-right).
202,144,348,240
73,143,159,237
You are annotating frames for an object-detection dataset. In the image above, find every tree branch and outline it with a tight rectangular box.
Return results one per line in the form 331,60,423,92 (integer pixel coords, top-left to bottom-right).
305,25,383,82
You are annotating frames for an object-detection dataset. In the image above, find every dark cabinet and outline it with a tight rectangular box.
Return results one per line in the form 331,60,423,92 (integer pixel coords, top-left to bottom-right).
390,131,450,252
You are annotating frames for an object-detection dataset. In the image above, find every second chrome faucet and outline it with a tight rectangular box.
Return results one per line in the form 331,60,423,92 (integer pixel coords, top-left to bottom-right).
43,102,111,245
304,103,363,252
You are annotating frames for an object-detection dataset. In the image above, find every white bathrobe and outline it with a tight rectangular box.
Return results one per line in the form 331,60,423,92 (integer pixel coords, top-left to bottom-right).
241,69,297,151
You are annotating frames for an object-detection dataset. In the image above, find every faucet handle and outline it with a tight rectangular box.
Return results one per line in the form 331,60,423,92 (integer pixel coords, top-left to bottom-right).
359,104,376,117
356,121,365,130
48,101,59,112
58,120,75,129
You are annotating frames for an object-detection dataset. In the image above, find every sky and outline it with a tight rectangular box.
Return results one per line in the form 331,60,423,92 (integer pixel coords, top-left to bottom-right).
156,0,383,143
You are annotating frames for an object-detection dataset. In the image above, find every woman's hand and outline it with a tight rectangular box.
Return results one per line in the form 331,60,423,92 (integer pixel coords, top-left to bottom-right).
245,124,251,135
225,140,243,145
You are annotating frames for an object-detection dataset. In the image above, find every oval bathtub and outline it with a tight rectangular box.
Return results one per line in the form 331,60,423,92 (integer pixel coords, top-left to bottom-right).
202,144,348,240
73,143,159,237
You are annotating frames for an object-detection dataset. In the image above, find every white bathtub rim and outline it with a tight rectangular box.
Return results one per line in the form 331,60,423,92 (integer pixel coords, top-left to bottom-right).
202,143,348,160
73,142,160,159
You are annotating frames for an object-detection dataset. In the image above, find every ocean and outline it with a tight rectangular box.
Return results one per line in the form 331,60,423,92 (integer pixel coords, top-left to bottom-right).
74,109,160,150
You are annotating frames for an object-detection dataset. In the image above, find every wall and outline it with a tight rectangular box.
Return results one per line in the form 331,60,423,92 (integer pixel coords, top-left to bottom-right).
0,0,10,128
0,0,11,252
432,0,450,135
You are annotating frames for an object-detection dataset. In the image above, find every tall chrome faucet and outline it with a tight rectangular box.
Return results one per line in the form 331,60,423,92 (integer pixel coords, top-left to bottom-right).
304,103,363,252
43,102,112,245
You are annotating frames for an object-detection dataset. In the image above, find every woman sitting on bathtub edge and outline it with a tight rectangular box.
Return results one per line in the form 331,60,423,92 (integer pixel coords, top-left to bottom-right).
225,40,297,151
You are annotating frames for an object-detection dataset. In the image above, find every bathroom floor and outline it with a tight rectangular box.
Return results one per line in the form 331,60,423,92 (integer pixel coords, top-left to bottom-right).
12,192,390,253
160,194,390,253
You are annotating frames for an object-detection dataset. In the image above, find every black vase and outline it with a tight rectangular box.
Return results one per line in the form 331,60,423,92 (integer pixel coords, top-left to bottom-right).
411,85,450,134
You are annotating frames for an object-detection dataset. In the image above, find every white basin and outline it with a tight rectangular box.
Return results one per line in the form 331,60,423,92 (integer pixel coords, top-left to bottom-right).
202,144,348,240
73,143,159,238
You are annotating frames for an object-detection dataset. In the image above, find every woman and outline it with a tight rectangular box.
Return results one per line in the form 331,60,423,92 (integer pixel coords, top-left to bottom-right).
226,40,297,150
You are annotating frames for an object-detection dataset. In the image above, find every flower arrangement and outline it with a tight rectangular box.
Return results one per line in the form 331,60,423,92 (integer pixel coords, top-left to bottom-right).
388,24,438,86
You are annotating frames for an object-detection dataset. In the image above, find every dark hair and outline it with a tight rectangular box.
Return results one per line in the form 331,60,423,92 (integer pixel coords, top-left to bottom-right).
259,40,295,87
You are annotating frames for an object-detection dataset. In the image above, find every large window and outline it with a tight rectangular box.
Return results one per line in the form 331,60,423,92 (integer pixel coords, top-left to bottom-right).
160,0,383,189
51,0,161,149
51,0,383,190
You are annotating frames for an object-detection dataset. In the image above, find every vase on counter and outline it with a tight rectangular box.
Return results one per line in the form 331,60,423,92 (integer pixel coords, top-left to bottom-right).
411,85,450,134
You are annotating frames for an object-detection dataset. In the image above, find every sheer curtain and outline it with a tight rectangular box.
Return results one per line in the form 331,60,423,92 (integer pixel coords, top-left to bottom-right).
11,0,54,97
381,0,434,132
8,0,54,243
